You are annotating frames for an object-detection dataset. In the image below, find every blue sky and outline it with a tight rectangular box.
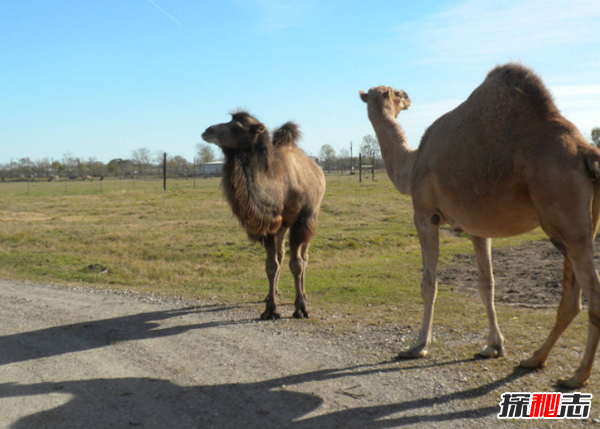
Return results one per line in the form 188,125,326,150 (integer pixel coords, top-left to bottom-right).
1,0,599,164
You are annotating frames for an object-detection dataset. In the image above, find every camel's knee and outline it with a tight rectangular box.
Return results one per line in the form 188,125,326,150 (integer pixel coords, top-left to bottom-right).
265,259,280,277
476,278,494,296
590,314,600,329
277,250,285,265
562,302,582,322
589,300,600,328
289,258,305,276
550,237,567,257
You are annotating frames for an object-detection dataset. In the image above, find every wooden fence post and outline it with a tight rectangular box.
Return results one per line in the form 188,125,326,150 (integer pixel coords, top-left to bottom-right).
372,155,375,181
359,153,362,183
163,153,167,191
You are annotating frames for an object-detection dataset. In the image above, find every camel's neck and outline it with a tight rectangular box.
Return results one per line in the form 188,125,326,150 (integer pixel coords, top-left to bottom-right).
221,150,281,237
368,113,416,196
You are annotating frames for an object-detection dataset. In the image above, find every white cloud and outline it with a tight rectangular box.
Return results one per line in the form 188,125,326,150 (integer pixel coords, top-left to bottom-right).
230,0,313,33
550,85,600,132
397,87,600,149
397,0,600,65
401,99,466,148
551,85,600,98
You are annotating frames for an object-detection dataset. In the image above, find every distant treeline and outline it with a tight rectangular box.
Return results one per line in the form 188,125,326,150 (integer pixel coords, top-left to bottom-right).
1,135,388,181
0,154,204,181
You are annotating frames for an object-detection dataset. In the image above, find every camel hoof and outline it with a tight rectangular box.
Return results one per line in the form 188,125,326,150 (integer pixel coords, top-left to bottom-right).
478,345,504,359
260,310,281,321
293,309,310,319
557,376,589,390
519,357,545,370
397,349,428,359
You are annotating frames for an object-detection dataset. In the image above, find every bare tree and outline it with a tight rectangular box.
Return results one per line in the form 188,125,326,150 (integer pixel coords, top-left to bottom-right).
172,155,190,176
319,144,336,173
361,134,380,159
131,148,152,177
338,148,350,173
592,127,600,148
196,143,216,163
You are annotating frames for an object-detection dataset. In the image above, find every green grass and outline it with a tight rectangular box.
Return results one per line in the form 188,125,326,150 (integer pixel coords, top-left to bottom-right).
0,175,551,310
2,175,597,389
3,174,599,409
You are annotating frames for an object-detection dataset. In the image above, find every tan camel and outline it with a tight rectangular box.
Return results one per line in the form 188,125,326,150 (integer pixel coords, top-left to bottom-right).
202,111,326,320
360,63,600,388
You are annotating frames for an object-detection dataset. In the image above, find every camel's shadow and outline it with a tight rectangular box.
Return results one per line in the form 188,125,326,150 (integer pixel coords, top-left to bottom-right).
0,304,245,366
0,305,528,428
0,364,527,428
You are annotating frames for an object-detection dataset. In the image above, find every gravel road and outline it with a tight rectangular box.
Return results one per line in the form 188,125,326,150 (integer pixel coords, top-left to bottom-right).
0,279,585,428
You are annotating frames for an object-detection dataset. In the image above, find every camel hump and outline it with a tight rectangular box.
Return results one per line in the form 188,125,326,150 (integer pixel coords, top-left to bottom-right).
273,122,301,147
486,63,556,113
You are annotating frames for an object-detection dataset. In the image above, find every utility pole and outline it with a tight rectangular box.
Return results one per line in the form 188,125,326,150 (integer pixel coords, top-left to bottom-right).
350,142,353,174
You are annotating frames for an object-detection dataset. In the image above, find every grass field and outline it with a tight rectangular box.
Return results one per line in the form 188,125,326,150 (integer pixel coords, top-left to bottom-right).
0,175,546,307
2,174,598,391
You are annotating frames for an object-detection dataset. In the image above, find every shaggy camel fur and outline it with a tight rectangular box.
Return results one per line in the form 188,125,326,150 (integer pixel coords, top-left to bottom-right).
360,63,600,388
202,111,325,320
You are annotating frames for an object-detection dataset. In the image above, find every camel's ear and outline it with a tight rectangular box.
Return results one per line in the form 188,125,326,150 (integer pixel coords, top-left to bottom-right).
250,123,267,143
359,90,369,103
250,123,266,135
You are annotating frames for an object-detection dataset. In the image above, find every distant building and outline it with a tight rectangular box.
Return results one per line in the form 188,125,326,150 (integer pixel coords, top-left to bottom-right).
200,161,224,176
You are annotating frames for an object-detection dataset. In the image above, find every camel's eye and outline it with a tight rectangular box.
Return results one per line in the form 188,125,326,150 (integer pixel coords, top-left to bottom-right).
382,91,390,99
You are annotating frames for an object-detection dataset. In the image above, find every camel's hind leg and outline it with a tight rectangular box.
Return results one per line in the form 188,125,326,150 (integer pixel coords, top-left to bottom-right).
521,256,582,369
557,239,600,388
260,229,287,320
471,236,504,358
289,212,316,319
289,237,309,319
398,214,439,359
523,174,600,387
299,242,310,301
290,237,310,319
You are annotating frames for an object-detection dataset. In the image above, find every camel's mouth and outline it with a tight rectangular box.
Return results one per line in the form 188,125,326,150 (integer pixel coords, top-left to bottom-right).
201,130,221,146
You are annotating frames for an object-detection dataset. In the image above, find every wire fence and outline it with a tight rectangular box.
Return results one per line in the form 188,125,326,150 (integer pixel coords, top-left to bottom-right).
0,177,223,198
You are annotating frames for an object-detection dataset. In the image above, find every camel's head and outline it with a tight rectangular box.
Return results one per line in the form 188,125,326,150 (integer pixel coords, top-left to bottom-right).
359,86,411,118
202,111,269,151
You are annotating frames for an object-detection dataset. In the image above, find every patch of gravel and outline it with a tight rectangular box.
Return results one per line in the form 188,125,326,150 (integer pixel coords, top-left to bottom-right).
439,238,600,308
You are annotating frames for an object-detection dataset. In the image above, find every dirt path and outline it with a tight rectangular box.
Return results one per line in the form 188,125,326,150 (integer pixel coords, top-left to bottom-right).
0,278,591,428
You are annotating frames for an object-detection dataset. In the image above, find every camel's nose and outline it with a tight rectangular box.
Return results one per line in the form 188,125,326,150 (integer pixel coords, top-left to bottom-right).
201,126,218,144
201,126,212,138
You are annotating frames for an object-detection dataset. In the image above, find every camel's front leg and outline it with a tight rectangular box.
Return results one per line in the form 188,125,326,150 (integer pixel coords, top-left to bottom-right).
398,215,439,359
263,227,288,303
261,234,282,320
471,236,504,357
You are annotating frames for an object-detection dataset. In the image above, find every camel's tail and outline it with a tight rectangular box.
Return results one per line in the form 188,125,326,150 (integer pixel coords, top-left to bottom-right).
272,122,301,147
585,148,600,182
583,147,600,236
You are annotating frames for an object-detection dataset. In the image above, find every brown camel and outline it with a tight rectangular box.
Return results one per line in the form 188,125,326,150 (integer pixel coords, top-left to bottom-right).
201,111,326,320
360,63,600,388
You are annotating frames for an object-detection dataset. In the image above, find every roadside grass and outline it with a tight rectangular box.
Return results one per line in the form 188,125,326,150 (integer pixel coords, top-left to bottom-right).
0,176,545,304
1,175,598,394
